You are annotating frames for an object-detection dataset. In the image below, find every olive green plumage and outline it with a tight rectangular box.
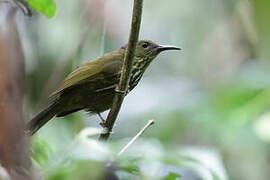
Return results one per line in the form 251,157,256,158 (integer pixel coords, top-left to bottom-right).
26,40,181,135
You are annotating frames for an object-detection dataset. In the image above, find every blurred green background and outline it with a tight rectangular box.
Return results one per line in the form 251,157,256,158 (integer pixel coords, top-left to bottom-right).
20,0,270,179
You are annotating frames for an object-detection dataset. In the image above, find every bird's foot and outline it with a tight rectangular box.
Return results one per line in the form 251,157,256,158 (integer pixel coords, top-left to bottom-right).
97,113,106,127
101,127,113,134
99,121,106,128
115,89,126,94
97,113,114,134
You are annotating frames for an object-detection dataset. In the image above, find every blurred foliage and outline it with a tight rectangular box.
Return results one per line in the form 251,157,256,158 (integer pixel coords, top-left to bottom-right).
162,173,181,180
30,128,226,180
12,0,270,179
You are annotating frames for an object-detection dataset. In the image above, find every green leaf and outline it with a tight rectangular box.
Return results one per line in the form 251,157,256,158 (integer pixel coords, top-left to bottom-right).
26,0,56,18
31,138,53,167
162,172,181,180
121,164,139,173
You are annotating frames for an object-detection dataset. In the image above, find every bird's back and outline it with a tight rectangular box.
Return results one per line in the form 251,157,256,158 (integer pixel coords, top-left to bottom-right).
51,49,125,96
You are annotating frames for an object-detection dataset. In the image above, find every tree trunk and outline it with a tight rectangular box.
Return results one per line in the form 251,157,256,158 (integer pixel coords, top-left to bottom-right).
0,7,31,180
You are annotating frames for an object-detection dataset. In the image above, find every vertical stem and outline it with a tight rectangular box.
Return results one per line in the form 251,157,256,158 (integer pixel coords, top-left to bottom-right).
99,0,144,141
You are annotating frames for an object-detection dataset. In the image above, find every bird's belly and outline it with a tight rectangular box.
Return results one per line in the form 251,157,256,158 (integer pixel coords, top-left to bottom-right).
57,84,115,115
84,90,115,113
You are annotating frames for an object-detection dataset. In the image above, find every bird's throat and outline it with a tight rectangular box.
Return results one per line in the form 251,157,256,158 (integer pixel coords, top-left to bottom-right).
128,57,150,92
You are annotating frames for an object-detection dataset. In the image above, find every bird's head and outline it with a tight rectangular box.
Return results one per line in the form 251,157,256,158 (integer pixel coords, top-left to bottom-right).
121,40,181,60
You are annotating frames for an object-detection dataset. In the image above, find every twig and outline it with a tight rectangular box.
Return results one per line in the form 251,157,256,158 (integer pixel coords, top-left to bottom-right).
0,0,32,16
118,120,154,156
13,0,32,16
99,0,144,141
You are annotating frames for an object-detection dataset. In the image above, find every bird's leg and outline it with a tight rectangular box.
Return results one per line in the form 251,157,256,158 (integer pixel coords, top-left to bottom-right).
97,113,106,127
97,113,112,134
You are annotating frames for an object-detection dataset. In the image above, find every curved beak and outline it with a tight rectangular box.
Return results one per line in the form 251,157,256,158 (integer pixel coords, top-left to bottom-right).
156,45,181,53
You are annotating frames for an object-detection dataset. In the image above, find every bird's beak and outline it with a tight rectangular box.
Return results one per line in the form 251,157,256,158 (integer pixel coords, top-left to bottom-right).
156,45,181,53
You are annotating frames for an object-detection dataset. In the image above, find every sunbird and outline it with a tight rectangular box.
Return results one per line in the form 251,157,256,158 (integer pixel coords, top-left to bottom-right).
26,40,181,135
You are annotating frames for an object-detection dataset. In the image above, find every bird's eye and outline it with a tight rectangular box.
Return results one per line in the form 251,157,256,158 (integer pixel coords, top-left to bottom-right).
141,42,149,48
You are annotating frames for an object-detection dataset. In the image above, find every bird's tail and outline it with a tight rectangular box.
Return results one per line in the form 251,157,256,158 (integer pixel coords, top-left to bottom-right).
25,102,59,136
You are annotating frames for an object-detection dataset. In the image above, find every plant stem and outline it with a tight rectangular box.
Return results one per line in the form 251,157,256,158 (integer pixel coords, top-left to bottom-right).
99,0,144,141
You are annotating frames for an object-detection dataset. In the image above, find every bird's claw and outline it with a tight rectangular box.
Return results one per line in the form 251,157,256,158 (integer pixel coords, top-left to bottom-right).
99,121,106,128
100,125,114,134
115,89,126,94
97,113,106,124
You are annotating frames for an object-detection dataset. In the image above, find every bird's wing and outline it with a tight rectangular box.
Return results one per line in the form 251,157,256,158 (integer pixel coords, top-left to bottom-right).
50,49,124,97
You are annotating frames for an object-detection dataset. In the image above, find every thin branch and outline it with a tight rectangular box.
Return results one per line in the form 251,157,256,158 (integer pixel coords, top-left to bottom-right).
0,0,32,16
13,0,32,16
99,0,144,141
118,120,154,156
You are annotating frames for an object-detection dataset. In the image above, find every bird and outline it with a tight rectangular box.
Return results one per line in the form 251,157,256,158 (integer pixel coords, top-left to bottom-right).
26,40,181,135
